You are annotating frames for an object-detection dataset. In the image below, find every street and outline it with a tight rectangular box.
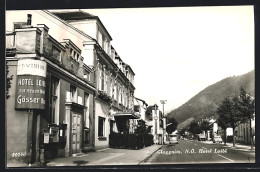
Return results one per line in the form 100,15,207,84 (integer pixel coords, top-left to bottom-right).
142,139,255,164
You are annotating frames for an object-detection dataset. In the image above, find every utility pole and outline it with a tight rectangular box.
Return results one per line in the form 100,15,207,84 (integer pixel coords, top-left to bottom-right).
160,100,167,145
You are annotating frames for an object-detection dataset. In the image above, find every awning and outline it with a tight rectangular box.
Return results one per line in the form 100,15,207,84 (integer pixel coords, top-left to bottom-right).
114,112,140,119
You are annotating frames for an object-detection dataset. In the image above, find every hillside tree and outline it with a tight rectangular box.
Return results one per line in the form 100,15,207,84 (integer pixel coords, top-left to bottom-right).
236,87,255,150
199,120,211,133
188,121,202,137
179,127,187,137
216,112,230,146
217,97,241,147
166,117,178,135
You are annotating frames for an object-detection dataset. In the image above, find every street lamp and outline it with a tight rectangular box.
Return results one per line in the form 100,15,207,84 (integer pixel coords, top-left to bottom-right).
160,100,167,145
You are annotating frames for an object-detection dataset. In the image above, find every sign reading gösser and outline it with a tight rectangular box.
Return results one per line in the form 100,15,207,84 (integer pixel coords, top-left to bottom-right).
15,59,47,109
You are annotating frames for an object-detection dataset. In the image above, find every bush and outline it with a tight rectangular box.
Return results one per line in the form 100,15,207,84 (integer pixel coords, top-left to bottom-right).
109,133,154,149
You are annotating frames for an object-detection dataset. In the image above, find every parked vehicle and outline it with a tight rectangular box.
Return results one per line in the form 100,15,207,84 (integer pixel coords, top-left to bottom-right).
213,136,223,143
198,134,206,141
169,134,178,144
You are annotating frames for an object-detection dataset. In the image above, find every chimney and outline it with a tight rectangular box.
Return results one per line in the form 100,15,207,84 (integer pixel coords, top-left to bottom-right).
27,14,32,25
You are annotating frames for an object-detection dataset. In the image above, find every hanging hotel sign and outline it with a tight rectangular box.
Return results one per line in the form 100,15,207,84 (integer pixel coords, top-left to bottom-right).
15,59,47,109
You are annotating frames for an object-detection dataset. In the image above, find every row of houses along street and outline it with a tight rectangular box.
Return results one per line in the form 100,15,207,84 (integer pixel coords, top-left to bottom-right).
6,10,166,167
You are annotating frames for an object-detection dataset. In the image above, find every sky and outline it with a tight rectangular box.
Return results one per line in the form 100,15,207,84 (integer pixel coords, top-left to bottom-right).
83,6,254,113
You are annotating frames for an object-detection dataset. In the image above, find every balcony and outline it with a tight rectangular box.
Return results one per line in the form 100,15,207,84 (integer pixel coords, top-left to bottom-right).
6,32,16,49
6,33,16,56
97,90,112,103
65,91,83,105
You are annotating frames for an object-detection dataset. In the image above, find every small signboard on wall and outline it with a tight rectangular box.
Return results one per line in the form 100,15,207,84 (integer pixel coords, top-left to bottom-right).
44,133,50,144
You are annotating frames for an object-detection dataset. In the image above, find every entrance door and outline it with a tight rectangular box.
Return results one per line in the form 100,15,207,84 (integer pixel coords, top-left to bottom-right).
72,113,82,154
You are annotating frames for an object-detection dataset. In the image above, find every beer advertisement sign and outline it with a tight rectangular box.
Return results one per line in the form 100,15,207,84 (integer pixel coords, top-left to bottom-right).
15,59,47,109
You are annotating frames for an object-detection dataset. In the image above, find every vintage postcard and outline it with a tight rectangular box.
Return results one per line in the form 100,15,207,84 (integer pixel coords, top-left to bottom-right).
5,5,255,167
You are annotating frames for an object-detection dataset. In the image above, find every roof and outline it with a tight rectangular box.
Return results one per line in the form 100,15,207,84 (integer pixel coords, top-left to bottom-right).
124,63,135,75
52,10,113,40
51,10,96,20
43,10,95,42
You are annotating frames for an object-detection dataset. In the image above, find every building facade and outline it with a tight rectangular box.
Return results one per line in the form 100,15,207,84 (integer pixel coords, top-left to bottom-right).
6,10,138,166
52,10,138,149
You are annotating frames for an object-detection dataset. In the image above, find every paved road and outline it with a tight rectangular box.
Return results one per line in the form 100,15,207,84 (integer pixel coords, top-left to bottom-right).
143,139,255,164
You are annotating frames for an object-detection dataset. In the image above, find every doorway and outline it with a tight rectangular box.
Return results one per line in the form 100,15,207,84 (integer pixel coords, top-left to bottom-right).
71,112,82,154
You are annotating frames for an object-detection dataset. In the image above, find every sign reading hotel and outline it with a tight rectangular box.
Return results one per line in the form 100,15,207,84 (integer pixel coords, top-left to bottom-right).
15,59,47,109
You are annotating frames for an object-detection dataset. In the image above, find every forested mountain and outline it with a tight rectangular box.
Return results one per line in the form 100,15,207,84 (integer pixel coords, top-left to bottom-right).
167,70,255,126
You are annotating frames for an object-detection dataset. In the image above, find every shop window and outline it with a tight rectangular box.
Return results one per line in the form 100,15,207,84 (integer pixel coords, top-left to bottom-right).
98,117,105,137
50,76,60,124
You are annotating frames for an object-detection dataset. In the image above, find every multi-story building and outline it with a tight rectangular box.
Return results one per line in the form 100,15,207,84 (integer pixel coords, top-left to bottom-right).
6,18,95,166
52,10,139,149
131,97,149,133
134,97,149,121
6,10,138,166
144,104,163,143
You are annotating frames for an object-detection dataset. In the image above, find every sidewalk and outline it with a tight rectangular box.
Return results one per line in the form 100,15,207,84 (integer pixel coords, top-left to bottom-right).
202,140,255,152
46,144,162,166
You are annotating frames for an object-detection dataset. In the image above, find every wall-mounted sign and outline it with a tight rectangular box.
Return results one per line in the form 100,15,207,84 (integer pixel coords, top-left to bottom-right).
44,133,50,144
15,59,47,109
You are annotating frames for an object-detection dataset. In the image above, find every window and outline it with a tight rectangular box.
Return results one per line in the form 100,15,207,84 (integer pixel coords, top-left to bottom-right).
98,117,105,137
84,93,89,128
98,67,105,91
109,79,113,97
70,48,74,57
104,39,107,53
113,84,117,101
123,90,125,105
126,94,129,108
76,54,79,61
134,105,140,112
98,31,103,47
119,86,122,104
83,70,90,81
104,73,108,93
50,76,60,124
110,120,116,133
70,85,77,103
107,42,111,57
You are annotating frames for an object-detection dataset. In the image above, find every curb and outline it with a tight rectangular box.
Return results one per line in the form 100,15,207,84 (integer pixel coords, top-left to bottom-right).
138,145,163,165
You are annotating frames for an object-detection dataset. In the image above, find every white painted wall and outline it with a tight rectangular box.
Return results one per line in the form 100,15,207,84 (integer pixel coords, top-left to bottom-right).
95,100,109,148
69,21,97,40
